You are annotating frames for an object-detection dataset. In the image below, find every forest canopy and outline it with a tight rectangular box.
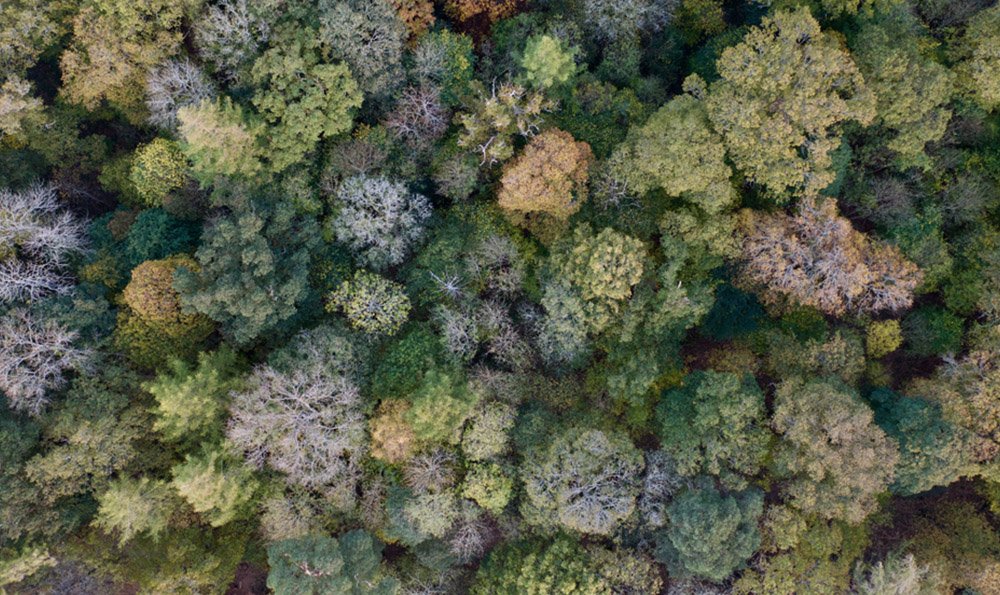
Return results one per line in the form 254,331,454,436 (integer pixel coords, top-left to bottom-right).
3,0,1000,593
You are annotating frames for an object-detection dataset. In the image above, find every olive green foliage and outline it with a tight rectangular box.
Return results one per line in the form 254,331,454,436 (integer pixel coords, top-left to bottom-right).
251,29,362,172
178,97,264,183
609,93,734,212
956,5,1000,111
472,536,611,595
520,35,578,89
522,427,643,535
174,202,321,347
457,81,555,166
128,139,187,208
657,371,771,489
901,306,964,357
867,320,903,358
170,444,258,527
771,378,899,523
144,347,243,447
461,462,514,513
93,477,176,546
318,0,406,100
658,482,764,582
704,7,876,197
327,270,411,336
405,369,481,444
267,531,398,595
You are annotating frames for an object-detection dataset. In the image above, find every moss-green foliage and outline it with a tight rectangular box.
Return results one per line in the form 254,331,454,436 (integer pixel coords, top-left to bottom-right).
472,536,611,595
657,371,771,489
405,369,480,444
267,531,399,595
93,477,176,545
369,324,446,400
520,35,577,90
170,444,258,527
657,482,764,582
128,139,187,208
461,462,514,513
327,270,411,336
902,306,964,357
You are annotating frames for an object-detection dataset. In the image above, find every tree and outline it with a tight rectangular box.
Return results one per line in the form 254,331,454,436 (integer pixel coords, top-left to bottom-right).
852,551,941,595
520,35,578,89
60,0,198,121
384,85,449,150
461,462,514,514
0,308,91,416
0,77,43,141
192,0,274,83
388,0,434,40
850,13,954,170
174,202,320,347
657,371,771,489
410,29,475,107
771,377,899,523
457,81,555,167
145,59,216,131
115,256,215,369
580,0,676,43
497,129,594,232
522,427,644,535
443,0,521,26
227,326,366,492
657,482,763,582
955,5,1000,111
94,478,177,546
171,444,258,527
739,196,922,316
0,0,59,79
0,184,88,305
177,97,264,183
703,7,876,197
144,347,243,447
608,94,734,213
250,29,362,172
405,369,481,445
462,401,515,461
319,0,407,99
471,535,611,595
326,174,432,271
128,139,188,208
327,270,411,336
266,531,399,595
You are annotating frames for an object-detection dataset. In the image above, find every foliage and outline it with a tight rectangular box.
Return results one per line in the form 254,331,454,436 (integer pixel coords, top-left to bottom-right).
522,427,643,535
461,462,514,514
93,478,176,546
405,369,481,445
456,81,555,167
657,371,771,489
174,202,320,347
867,320,903,359
328,270,411,336
251,29,362,172
267,530,398,595
471,535,611,595
178,97,264,183
520,35,578,90
171,444,258,527
739,197,922,316
657,482,764,582
704,7,876,197
771,378,899,523
956,5,1000,111
319,0,406,100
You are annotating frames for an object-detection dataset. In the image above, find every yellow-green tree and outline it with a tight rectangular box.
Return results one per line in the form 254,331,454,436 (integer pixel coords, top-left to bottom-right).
955,4,1000,111
704,7,876,198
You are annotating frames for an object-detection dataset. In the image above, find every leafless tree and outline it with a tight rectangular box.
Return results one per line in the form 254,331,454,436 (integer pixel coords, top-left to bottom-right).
146,59,216,130
448,511,494,563
0,308,92,416
226,339,366,490
0,184,87,305
403,449,457,494
193,0,270,82
385,85,450,149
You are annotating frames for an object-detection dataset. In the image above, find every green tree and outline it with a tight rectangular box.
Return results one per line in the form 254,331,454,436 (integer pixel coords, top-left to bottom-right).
174,202,320,347
471,535,611,595
171,444,258,527
771,378,899,523
251,29,362,172
319,0,406,99
93,477,177,546
522,427,644,535
609,93,734,213
657,482,763,582
327,270,411,336
657,371,771,489
850,12,954,170
177,97,264,183
405,369,481,445
704,7,876,197
461,463,514,514
266,531,399,595
520,35,578,89
955,4,1000,111
144,347,243,447
128,139,188,208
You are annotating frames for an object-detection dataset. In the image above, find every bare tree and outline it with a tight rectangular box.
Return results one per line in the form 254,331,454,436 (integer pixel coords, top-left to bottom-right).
146,59,216,130
226,332,367,490
0,184,87,305
193,0,270,82
385,85,450,149
403,449,457,494
0,308,92,416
